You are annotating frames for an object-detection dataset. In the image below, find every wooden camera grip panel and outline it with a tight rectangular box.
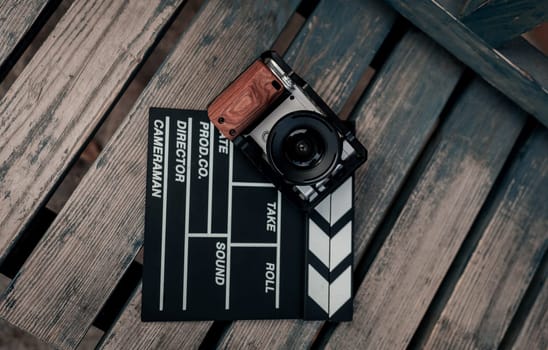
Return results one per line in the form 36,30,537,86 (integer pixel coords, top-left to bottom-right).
207,60,284,140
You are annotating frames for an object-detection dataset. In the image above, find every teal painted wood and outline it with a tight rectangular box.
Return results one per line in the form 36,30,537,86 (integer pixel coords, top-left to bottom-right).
424,126,548,349
0,0,49,68
383,0,548,127
0,0,300,349
462,0,491,16
499,38,548,88
461,0,548,47
327,78,527,349
219,29,464,349
283,0,395,114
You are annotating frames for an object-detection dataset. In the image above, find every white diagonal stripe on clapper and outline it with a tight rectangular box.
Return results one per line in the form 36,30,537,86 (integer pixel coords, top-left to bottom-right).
329,266,351,317
329,221,352,271
308,264,329,313
309,219,330,268
330,177,352,224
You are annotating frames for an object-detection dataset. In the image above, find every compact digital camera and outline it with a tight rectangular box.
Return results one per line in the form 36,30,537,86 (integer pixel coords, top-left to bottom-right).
207,51,367,209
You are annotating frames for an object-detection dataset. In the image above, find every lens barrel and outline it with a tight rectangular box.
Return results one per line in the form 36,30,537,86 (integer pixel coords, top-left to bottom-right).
267,111,340,185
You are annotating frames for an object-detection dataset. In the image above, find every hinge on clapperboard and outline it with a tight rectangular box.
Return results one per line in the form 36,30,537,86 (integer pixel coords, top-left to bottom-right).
304,177,353,321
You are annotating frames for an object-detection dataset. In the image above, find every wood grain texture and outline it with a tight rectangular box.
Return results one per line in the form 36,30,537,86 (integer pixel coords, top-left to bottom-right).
513,282,548,350
461,0,548,47
282,0,394,114
0,0,183,263
439,0,548,88
424,127,548,349
99,283,211,349
0,1,299,349
208,60,284,140
217,24,464,350
326,78,527,349
350,30,463,265
383,0,548,127
0,0,49,68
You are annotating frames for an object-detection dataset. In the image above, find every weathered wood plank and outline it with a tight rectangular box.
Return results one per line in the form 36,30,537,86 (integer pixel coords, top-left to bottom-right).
498,38,548,88
382,0,548,127
219,29,464,349
0,1,299,349
424,127,548,349
0,0,49,69
439,0,548,88
326,78,527,349
461,0,548,47
99,283,211,349
513,281,548,350
283,0,395,113
0,0,184,263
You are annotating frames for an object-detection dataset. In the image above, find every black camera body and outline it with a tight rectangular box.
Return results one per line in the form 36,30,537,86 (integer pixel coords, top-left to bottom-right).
211,51,367,210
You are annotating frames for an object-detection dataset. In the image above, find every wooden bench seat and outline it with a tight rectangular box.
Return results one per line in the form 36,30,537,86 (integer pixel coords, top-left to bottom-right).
0,0,545,348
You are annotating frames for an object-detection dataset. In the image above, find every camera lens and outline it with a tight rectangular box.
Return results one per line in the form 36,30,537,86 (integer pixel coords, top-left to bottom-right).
283,128,324,168
267,111,340,185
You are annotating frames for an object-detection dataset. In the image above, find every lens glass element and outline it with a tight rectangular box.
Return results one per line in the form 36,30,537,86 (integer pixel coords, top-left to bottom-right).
266,111,340,185
283,128,324,168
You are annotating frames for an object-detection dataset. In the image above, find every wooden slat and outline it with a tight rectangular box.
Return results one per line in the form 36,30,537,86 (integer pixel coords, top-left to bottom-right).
219,29,464,348
513,282,548,349
326,78,527,349
0,1,299,349
0,0,183,263
424,127,548,349
99,283,211,349
461,0,548,47
282,0,395,113
383,0,548,127
443,0,548,90
499,38,548,88
0,0,49,68
438,0,548,88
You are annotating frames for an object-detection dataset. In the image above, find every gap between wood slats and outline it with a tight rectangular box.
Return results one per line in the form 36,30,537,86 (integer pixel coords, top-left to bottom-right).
406,117,537,349
342,16,409,122
0,0,67,94
0,0,202,278
310,70,475,349
499,247,548,350
46,0,204,214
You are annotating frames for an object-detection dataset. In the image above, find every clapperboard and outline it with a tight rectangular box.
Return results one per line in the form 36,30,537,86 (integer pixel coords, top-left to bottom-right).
142,108,354,321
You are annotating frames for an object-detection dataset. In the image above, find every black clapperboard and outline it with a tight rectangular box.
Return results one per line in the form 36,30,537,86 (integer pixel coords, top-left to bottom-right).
143,108,354,321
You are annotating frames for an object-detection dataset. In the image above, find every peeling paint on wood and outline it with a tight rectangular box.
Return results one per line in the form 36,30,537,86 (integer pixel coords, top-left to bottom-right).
326,78,526,349
0,0,184,263
461,0,548,47
424,127,548,349
383,0,548,126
